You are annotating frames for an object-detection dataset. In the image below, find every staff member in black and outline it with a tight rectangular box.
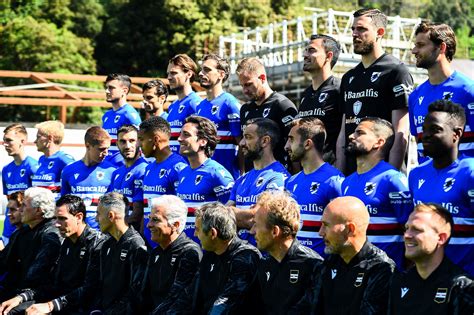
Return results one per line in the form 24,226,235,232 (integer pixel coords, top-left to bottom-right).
388,203,473,314
141,195,202,314
292,196,396,314
251,190,323,314
172,202,261,314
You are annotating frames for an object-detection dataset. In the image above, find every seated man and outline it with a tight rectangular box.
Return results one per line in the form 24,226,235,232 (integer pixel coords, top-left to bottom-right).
0,187,61,302
252,190,323,314
293,196,396,314
6,191,24,233
142,195,202,313
171,202,261,314
0,195,105,314
389,203,473,314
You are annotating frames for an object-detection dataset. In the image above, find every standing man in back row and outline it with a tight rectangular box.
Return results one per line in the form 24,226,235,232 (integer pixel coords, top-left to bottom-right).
103,73,141,167
237,57,298,172
336,8,413,175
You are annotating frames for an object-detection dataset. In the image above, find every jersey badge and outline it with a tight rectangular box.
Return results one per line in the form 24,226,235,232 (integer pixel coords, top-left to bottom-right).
74,173,79,180
354,273,364,287
80,247,86,259
211,105,219,115
349,76,354,84
353,100,362,116
319,92,328,103
443,178,455,192
195,174,203,185
266,271,271,281
418,179,425,189
48,161,54,169
171,256,176,265
443,92,453,100
20,169,26,177
310,182,320,194
289,269,299,283
263,107,271,118
256,177,265,187
434,288,448,303
178,104,185,114
159,169,167,178
364,182,376,195
401,287,409,298
114,115,120,123
96,171,105,181
331,269,337,279
125,172,132,181
120,249,128,261
7,172,11,178
370,72,381,82
418,96,424,105
104,117,108,123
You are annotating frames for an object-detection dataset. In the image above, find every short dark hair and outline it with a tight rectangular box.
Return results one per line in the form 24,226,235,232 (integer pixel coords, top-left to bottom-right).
353,8,387,29
117,124,138,138
7,191,24,207
142,79,169,101
360,117,394,158
185,115,218,157
428,99,466,129
84,126,111,146
169,54,198,82
309,34,341,68
415,22,456,62
196,202,237,240
105,73,132,94
139,116,171,138
246,118,281,150
56,194,86,221
292,117,326,154
202,54,231,82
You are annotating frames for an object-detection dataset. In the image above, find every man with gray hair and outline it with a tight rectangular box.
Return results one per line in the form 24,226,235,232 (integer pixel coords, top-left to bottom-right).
172,202,262,314
0,187,61,301
93,192,148,314
140,195,202,313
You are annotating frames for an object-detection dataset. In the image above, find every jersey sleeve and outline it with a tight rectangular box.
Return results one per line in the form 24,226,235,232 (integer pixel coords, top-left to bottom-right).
27,159,39,183
408,90,418,137
265,172,287,191
389,64,414,111
2,169,6,194
359,262,395,314
132,169,146,202
226,97,242,138
327,175,345,199
213,167,235,204
126,108,142,127
60,167,72,195
279,99,298,134
388,172,413,224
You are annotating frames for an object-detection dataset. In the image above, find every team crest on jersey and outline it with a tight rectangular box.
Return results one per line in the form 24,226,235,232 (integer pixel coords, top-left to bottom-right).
195,174,203,185
364,182,376,195
349,76,354,84
443,178,455,192
171,256,177,265
96,171,105,181
79,247,86,259
434,288,448,303
120,249,128,261
318,92,328,103
370,72,381,82
83,197,92,207
114,115,120,123
353,100,362,116
48,161,54,169
310,182,320,194
354,273,364,287
443,92,453,100
20,169,26,177
289,270,299,283
263,107,271,118
256,177,265,187
125,172,132,181
159,169,167,178
418,96,424,105
178,104,185,114
211,105,219,115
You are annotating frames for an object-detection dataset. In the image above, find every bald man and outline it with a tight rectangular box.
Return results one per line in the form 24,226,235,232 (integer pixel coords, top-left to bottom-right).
292,196,396,314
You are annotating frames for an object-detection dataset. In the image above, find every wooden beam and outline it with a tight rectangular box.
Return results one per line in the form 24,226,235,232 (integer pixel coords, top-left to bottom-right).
0,90,144,100
0,97,141,108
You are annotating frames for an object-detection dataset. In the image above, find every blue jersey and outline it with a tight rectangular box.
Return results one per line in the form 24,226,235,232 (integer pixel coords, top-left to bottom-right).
108,156,148,214
61,160,116,229
177,159,234,242
409,158,474,275
102,103,141,157
285,163,344,255
197,92,241,178
142,153,187,247
409,71,474,161
32,151,74,199
166,92,201,153
342,161,412,267
2,157,38,241
230,161,288,242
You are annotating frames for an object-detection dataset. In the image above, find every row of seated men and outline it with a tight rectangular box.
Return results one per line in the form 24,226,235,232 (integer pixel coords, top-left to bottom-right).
0,188,472,314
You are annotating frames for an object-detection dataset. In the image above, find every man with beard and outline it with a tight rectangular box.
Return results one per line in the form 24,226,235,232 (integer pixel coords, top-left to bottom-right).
300,35,342,163
102,73,141,167
139,117,188,248
291,196,396,314
142,79,169,120
227,118,289,242
408,100,474,275
237,57,298,172
197,54,242,178
61,126,116,229
176,116,234,242
285,117,344,255
336,8,413,175
166,54,202,153
341,117,412,268
409,22,474,162
108,125,148,232
31,120,74,199
2,124,38,246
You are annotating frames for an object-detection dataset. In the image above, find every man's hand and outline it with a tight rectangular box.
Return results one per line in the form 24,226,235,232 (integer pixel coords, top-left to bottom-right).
0,295,22,315
26,302,53,315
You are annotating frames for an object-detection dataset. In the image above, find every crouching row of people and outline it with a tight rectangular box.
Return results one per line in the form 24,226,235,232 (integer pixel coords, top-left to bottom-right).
0,188,472,314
